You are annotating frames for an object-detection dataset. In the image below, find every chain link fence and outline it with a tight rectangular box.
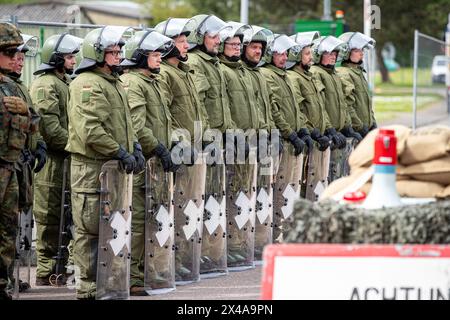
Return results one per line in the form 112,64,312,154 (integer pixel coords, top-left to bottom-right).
0,16,144,88
412,30,449,129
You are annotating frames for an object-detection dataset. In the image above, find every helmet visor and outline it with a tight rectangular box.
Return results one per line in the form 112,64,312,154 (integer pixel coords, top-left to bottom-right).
140,31,175,57
156,18,197,38
272,34,301,55
99,26,135,49
290,31,320,50
57,34,83,54
317,36,346,54
223,22,253,44
348,32,376,50
199,15,231,37
20,34,39,57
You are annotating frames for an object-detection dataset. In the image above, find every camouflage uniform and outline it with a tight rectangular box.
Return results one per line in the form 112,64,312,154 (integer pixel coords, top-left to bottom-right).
0,23,30,300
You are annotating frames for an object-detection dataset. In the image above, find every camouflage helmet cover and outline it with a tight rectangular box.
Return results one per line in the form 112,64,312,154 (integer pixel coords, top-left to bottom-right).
0,22,23,49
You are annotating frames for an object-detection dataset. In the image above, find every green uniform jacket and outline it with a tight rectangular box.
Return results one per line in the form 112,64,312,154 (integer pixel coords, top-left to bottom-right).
242,62,276,131
66,68,136,168
11,76,43,152
310,65,362,131
159,60,209,143
260,64,311,138
338,62,376,129
30,71,70,153
188,49,235,132
121,70,171,155
219,56,268,131
287,65,333,134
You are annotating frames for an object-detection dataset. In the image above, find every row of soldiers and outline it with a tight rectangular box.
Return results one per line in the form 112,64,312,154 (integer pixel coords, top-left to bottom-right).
0,14,376,300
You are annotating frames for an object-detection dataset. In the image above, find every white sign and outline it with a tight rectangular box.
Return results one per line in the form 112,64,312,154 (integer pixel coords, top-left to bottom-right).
261,244,450,300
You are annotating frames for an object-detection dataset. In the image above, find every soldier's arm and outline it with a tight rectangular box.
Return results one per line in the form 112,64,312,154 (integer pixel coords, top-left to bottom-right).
189,60,210,106
78,83,122,157
339,72,363,130
262,72,294,138
31,83,68,151
126,81,159,158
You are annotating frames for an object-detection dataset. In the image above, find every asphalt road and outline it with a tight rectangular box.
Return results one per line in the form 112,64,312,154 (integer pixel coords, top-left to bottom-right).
15,265,262,300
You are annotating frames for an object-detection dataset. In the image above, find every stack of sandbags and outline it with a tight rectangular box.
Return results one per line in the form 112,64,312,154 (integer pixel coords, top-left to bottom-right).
284,198,450,244
321,125,450,200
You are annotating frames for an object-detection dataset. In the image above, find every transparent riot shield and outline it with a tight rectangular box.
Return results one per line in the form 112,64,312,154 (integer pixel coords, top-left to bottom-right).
304,147,331,202
201,150,227,278
226,147,258,271
144,158,175,295
96,160,133,300
173,153,207,285
12,206,33,299
50,157,73,286
273,144,304,243
254,155,273,265
328,138,356,183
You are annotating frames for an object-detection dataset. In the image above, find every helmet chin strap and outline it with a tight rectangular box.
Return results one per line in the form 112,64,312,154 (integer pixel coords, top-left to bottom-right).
225,55,240,62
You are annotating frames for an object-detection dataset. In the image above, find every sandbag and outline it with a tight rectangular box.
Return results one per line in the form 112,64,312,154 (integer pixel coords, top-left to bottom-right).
363,180,445,198
349,125,411,170
285,199,450,244
402,156,450,185
437,185,450,199
321,165,409,200
400,126,450,166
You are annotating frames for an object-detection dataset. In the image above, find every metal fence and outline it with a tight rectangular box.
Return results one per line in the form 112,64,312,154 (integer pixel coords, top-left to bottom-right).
412,30,449,129
1,16,144,88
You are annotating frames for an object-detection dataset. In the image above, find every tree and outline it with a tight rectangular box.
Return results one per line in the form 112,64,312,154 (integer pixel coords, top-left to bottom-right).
135,0,196,25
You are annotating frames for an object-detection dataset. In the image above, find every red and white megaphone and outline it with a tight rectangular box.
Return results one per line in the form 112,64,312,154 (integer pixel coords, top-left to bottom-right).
362,129,403,209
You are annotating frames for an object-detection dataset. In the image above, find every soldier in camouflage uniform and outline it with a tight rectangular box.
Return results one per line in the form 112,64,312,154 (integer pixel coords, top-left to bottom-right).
6,34,47,293
337,32,377,138
30,33,82,286
120,30,178,295
0,22,32,300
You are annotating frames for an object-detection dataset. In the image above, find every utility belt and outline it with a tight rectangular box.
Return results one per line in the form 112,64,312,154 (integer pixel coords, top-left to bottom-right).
0,157,15,171
71,153,110,164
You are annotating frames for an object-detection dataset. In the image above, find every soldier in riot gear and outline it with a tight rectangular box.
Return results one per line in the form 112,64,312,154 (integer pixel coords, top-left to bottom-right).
29,33,82,286
260,34,312,243
0,22,32,300
66,26,142,299
286,32,332,201
338,32,377,138
241,25,280,263
156,18,209,284
120,29,178,295
218,22,267,270
7,33,46,294
310,36,364,182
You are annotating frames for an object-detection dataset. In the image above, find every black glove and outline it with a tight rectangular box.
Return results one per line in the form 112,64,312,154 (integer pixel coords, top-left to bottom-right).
325,128,345,150
114,145,136,174
132,142,146,174
358,125,369,138
33,141,47,173
369,123,377,131
311,129,330,152
297,128,314,152
341,126,363,143
157,143,179,172
288,131,305,156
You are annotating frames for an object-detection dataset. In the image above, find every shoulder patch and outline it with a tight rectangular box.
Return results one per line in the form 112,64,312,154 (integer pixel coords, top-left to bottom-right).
37,87,45,100
81,86,92,103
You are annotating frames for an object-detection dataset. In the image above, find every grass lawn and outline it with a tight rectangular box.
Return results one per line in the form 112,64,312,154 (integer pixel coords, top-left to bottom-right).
372,68,445,122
